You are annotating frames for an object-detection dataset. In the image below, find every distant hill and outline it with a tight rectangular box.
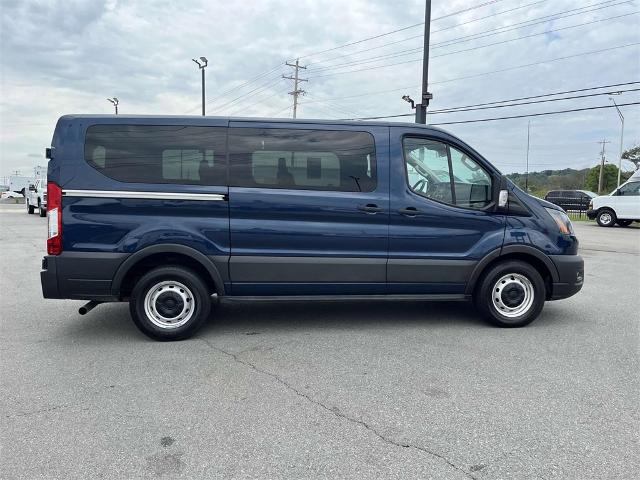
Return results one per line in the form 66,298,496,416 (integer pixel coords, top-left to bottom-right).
507,167,633,198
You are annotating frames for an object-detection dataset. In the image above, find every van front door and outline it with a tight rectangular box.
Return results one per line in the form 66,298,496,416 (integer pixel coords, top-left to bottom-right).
387,128,506,295
227,122,390,296
614,181,640,218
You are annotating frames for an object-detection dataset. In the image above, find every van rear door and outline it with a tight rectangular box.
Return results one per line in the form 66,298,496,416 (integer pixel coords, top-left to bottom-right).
227,122,390,296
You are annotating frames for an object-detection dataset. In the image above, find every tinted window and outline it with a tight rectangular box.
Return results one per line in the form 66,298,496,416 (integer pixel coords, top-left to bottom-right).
85,125,227,185
229,128,376,192
403,137,492,209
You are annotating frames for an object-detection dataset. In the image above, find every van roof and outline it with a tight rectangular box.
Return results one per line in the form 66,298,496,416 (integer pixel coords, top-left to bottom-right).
57,114,451,133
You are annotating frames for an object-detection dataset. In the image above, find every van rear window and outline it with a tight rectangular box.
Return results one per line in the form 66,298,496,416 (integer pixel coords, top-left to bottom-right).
85,125,227,185
229,128,377,192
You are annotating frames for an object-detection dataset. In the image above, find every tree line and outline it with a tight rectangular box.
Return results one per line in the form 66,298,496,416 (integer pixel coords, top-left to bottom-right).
507,145,639,198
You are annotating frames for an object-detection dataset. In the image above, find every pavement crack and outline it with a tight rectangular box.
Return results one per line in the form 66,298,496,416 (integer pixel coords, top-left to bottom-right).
199,338,476,480
7,402,76,418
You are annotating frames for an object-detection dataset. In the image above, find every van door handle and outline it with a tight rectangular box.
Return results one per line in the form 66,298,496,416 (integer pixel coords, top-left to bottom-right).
398,207,420,216
358,203,383,214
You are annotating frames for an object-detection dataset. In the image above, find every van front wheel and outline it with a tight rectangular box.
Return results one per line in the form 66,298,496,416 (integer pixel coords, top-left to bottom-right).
130,266,211,341
596,209,616,227
475,261,545,328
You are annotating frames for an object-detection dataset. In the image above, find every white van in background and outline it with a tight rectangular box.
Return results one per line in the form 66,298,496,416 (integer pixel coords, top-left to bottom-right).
25,177,47,217
587,170,640,227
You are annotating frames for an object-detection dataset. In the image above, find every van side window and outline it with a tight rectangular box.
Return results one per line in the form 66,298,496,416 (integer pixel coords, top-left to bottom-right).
618,181,640,196
229,128,377,192
85,125,227,185
403,137,492,209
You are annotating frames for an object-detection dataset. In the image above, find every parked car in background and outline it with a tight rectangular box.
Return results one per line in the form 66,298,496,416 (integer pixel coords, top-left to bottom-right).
40,114,584,341
25,177,47,216
587,171,640,227
544,189,597,212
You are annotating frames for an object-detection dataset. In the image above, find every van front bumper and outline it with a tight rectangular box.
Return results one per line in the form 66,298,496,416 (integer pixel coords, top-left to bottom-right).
586,209,597,220
548,254,584,300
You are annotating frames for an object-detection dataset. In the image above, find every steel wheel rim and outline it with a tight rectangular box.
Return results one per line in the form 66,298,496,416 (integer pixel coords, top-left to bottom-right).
491,273,535,319
600,212,612,225
144,280,195,329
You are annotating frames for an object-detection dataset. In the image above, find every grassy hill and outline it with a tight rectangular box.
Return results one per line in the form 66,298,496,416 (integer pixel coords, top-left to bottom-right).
507,166,634,198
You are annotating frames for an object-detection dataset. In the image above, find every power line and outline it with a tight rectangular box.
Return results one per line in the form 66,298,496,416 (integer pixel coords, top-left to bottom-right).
211,75,285,113
185,64,285,113
303,93,362,118
340,102,640,123
307,0,549,68
301,81,640,108
226,87,291,116
430,0,632,49
306,0,630,72
293,0,507,61
307,9,637,74
307,42,640,80
429,83,640,113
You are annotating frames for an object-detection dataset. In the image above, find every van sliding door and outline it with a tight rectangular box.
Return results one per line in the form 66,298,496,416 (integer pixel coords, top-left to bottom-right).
227,122,390,296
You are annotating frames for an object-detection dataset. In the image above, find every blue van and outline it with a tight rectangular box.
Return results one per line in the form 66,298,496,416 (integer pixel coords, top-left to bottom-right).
41,115,583,340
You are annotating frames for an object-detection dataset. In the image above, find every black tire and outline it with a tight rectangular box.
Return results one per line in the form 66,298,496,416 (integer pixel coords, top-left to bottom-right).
475,260,546,328
616,219,632,227
129,266,211,341
38,201,46,217
26,200,34,214
596,209,616,227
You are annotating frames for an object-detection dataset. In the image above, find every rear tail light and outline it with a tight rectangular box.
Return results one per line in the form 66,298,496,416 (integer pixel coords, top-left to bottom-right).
47,182,62,255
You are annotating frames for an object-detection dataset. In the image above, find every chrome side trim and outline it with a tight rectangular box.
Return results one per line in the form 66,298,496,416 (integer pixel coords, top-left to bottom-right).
62,189,226,201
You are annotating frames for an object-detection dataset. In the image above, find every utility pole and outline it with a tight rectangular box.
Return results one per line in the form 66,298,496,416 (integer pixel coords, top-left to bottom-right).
525,121,531,192
597,139,611,194
107,97,119,114
609,96,625,187
415,0,433,124
192,57,208,116
283,58,307,119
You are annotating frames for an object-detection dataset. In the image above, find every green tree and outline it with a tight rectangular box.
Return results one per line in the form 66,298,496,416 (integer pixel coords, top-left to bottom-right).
622,145,640,170
585,164,621,194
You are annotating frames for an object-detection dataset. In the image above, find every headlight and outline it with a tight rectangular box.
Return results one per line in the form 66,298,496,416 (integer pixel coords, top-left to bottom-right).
545,208,574,235
588,200,593,210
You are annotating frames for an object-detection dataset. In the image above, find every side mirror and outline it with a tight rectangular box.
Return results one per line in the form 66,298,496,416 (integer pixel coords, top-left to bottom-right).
493,174,509,211
498,190,509,208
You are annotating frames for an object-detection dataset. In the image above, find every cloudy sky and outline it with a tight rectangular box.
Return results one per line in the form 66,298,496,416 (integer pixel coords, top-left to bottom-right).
1,0,639,179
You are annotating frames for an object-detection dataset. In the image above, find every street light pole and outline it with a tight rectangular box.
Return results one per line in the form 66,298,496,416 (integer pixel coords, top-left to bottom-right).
416,0,433,124
192,57,208,116
107,97,119,114
525,121,531,192
609,96,625,187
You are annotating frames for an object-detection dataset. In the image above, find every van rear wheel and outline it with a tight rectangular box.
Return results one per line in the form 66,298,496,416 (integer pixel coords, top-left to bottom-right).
475,260,545,328
38,201,46,217
129,266,211,341
26,201,34,214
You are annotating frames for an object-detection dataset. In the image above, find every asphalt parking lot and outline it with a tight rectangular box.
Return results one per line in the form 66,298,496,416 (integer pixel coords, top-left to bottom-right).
1,203,638,479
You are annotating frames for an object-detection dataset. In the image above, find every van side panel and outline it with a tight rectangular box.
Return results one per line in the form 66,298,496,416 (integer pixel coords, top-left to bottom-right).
49,117,230,299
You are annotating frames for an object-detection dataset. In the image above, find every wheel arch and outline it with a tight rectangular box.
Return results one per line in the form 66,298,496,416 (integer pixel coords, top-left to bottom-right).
112,244,226,299
466,246,559,299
